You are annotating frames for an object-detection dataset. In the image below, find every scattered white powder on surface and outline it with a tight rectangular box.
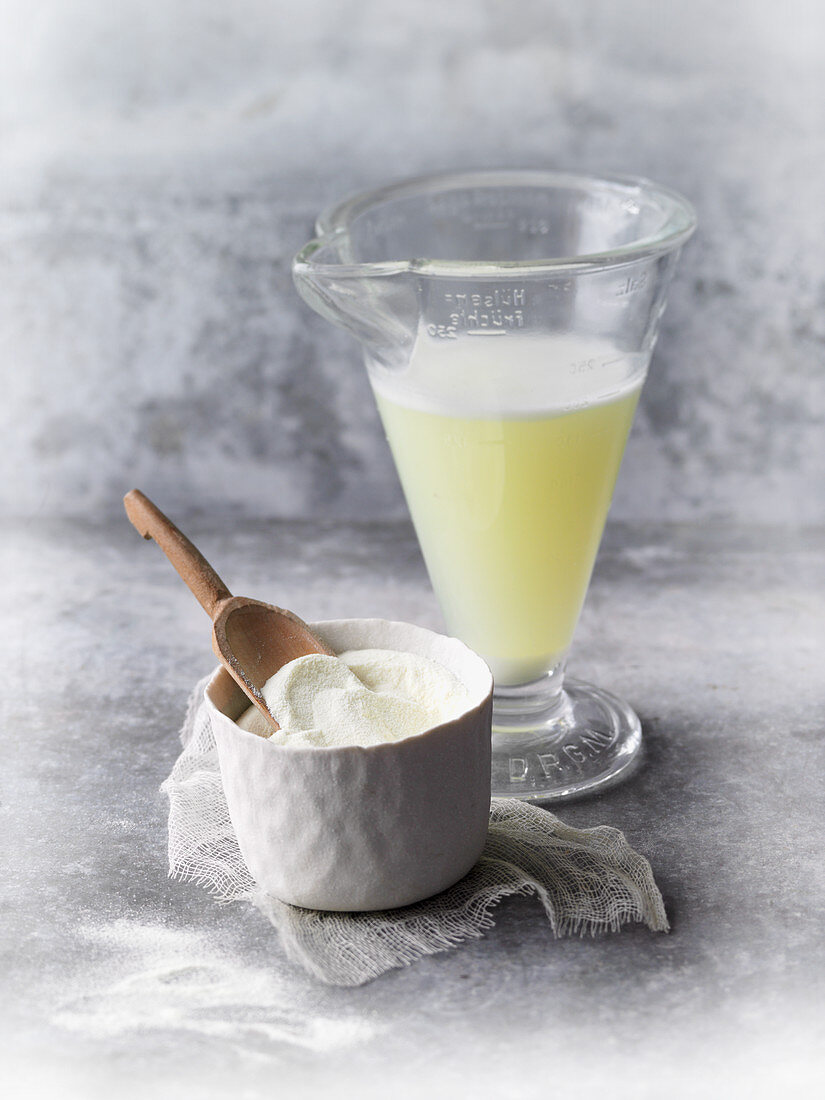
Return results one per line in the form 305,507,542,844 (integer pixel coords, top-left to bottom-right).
236,648,471,747
51,918,381,1055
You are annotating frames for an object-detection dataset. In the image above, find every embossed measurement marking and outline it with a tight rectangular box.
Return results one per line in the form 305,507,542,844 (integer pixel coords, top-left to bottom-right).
616,272,648,297
568,355,626,375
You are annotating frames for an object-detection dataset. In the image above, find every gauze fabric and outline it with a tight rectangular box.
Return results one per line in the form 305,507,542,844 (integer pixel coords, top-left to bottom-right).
162,676,668,986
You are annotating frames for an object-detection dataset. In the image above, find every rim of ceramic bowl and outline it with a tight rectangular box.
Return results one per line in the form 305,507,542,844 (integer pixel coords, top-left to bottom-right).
204,617,494,754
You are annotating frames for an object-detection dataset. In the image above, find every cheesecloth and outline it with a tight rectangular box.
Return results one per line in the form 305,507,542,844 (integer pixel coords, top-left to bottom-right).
162,676,668,986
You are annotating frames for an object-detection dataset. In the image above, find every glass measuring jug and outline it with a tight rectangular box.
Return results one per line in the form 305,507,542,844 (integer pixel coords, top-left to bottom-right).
293,170,696,801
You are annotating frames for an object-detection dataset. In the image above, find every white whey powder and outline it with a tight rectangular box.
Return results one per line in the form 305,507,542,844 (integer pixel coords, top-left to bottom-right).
235,648,472,748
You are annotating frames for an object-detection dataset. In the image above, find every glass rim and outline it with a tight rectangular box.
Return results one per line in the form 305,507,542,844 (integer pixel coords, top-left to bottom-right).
294,168,697,278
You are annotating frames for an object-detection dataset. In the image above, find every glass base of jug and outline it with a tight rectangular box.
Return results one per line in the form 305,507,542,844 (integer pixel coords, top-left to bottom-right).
490,677,642,802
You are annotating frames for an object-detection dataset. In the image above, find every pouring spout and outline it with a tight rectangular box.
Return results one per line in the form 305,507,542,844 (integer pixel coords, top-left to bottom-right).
292,233,419,364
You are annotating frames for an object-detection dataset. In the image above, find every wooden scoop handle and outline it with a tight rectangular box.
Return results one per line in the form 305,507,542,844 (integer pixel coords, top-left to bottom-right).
124,489,232,618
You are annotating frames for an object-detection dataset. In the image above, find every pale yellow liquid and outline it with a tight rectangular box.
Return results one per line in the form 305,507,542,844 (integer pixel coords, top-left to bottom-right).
374,379,641,685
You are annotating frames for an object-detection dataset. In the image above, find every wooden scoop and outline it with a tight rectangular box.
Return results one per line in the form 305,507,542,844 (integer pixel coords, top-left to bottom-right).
124,489,334,733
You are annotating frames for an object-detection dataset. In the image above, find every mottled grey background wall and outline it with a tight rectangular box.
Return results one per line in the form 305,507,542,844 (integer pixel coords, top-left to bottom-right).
2,0,823,523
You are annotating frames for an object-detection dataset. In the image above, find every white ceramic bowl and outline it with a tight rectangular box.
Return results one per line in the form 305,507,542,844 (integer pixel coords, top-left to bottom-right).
204,618,493,911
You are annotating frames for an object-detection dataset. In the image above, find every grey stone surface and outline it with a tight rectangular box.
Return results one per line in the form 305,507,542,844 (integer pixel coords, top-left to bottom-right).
2,0,824,524
2,517,823,1098
2,2,824,1092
